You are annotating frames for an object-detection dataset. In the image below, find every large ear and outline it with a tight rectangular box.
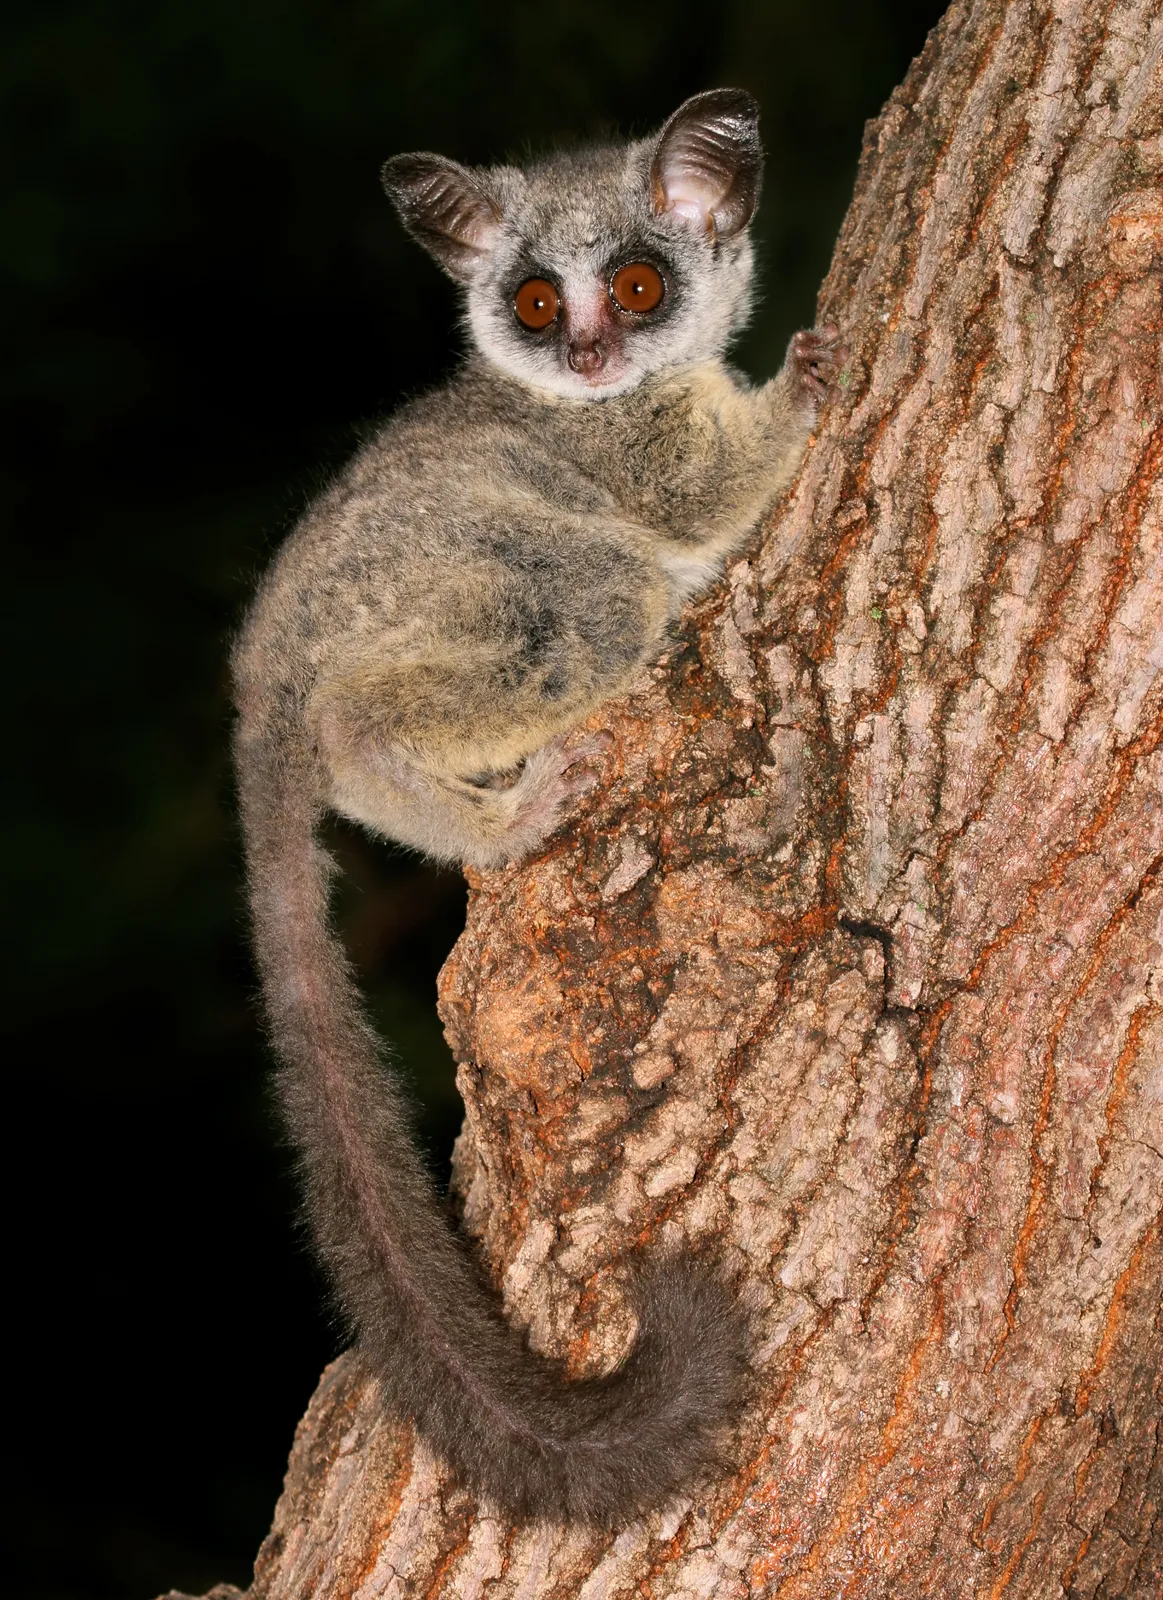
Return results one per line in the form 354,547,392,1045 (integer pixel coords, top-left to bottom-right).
381,153,502,282
650,89,762,240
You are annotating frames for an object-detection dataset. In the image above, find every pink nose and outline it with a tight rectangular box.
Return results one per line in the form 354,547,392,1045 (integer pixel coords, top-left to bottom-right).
568,339,604,376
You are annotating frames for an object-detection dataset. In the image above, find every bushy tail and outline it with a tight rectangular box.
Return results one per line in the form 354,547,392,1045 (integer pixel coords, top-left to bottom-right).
234,713,749,1523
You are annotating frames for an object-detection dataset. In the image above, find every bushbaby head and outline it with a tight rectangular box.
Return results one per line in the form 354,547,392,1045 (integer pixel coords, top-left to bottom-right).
381,89,763,401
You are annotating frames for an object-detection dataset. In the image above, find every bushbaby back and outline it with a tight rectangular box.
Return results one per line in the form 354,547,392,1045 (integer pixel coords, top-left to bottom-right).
232,88,841,1524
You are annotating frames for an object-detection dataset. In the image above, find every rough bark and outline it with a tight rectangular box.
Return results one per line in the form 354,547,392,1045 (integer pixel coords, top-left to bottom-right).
183,1,1163,1593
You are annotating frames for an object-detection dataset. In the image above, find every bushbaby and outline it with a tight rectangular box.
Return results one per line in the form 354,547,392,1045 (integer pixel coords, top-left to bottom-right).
232,88,842,1524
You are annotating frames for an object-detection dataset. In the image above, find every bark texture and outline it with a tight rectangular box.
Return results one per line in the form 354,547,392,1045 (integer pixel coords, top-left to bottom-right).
200,1,1163,1592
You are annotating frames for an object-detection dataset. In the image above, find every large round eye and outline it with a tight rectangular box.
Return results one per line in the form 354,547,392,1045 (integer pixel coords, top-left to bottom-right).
514,278,560,330
610,261,665,314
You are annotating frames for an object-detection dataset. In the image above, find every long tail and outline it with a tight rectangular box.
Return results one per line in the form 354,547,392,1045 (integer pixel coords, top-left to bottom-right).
234,710,749,1523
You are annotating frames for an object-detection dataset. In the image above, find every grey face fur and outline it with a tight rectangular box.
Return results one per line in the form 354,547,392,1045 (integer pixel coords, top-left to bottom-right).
383,90,763,400
234,87,843,1528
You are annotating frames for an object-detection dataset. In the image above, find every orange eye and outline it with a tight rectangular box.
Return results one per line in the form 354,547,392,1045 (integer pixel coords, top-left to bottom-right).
610,261,665,314
514,278,560,330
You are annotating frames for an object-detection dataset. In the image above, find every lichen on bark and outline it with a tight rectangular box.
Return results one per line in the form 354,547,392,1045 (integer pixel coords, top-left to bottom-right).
184,2,1163,1593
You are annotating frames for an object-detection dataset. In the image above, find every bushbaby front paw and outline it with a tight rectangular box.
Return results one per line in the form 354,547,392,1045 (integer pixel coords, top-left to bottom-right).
790,323,846,406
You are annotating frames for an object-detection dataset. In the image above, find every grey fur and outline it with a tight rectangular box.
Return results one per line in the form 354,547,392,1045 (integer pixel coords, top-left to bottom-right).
233,89,842,1524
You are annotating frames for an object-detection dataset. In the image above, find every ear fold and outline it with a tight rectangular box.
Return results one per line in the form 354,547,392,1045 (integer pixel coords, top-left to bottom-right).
650,89,762,240
381,153,502,282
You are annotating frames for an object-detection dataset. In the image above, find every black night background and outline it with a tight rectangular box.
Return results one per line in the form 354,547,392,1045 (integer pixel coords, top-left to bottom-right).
3,3,946,1595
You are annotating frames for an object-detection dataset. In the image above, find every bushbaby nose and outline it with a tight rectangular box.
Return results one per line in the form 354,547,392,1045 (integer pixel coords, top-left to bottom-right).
568,338,605,376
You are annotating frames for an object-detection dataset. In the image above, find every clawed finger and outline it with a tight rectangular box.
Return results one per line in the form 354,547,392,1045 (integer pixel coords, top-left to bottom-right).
563,764,604,797
561,731,614,768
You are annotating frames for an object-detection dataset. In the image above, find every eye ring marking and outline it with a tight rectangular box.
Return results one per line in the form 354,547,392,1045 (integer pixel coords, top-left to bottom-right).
609,261,665,315
514,278,560,330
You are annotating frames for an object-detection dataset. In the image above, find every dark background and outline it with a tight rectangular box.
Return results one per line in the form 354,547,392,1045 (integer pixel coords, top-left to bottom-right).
2,3,945,1595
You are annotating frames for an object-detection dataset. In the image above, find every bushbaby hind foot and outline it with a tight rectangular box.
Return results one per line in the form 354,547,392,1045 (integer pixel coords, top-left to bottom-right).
558,731,615,795
483,731,613,868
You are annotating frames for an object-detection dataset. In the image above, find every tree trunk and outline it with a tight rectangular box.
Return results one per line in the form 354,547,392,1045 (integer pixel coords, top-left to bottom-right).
175,0,1163,1593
